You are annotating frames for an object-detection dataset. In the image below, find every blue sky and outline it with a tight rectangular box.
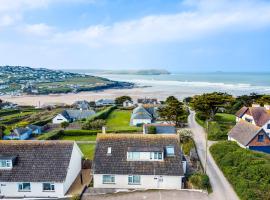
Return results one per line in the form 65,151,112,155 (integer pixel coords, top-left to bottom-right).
0,0,270,72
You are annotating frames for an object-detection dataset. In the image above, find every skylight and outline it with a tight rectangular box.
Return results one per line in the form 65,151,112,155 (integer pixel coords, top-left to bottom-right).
166,146,175,156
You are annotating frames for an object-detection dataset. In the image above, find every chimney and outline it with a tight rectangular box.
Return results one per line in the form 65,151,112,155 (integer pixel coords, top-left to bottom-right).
102,126,107,134
264,105,270,110
252,104,260,108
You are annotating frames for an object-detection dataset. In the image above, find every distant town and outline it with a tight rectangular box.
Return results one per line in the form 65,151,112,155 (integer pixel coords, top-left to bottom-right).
0,66,133,96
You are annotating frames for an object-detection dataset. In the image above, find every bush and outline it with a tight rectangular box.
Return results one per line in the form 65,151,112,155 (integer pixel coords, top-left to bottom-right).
147,126,156,134
82,119,105,130
189,173,211,191
37,130,62,140
210,141,270,200
63,130,98,136
87,106,116,121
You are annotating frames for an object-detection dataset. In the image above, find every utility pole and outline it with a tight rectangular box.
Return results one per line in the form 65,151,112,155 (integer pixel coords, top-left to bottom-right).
204,120,208,174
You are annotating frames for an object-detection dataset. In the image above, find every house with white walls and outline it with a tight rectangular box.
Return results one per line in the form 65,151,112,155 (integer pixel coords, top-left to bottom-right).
0,140,83,198
130,105,159,126
52,109,96,124
93,134,186,189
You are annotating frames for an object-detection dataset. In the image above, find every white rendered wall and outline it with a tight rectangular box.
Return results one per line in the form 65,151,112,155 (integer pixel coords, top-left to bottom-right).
132,119,152,126
93,174,182,189
52,114,68,124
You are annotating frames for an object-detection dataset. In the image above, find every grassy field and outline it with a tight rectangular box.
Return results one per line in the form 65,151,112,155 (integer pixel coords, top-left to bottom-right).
210,141,270,200
196,113,236,141
78,143,96,160
59,135,97,141
106,109,142,131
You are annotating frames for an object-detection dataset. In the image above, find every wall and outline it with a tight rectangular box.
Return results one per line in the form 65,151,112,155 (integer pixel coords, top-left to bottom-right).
0,182,64,198
63,142,83,194
93,174,182,189
132,119,152,126
247,130,270,147
52,114,68,124
228,136,247,149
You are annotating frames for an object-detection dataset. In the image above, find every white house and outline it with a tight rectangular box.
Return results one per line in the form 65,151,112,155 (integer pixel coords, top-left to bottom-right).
52,109,96,124
123,100,134,108
93,134,186,189
130,105,158,126
0,140,83,198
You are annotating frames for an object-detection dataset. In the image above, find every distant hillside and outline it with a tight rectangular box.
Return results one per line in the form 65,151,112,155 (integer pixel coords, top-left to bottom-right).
0,66,133,95
98,69,171,75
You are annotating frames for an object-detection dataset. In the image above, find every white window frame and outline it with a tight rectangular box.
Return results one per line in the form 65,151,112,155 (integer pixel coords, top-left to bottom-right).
102,175,115,184
18,182,31,192
42,182,55,192
128,175,141,185
150,152,163,160
127,152,140,160
0,160,12,169
166,146,175,156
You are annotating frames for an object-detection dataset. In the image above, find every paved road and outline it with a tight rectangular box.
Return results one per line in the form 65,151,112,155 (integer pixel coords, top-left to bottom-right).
82,190,209,200
188,110,239,200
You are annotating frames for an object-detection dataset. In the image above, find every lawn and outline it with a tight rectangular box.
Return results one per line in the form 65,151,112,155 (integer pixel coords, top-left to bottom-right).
210,141,270,200
78,143,96,160
59,135,97,141
106,109,142,131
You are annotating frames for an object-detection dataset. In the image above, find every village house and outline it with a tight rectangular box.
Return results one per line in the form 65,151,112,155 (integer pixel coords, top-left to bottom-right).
73,100,91,110
52,109,96,124
123,100,134,108
95,99,115,107
228,104,270,153
143,123,176,134
3,128,32,140
130,105,159,126
137,98,159,105
93,134,186,189
0,140,83,198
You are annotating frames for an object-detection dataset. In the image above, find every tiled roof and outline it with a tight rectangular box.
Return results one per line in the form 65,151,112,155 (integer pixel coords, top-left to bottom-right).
0,141,74,182
235,106,248,118
62,109,96,120
131,106,153,120
93,134,184,176
228,121,261,146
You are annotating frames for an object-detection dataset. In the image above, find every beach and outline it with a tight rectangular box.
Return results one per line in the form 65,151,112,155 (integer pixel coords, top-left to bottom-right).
2,72,270,106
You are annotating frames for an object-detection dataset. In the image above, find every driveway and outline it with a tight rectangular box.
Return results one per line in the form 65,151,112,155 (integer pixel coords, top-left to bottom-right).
188,110,239,200
82,190,209,200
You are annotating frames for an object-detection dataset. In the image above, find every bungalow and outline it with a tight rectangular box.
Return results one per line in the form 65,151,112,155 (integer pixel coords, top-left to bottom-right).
52,109,96,124
93,134,186,189
130,105,158,126
73,100,90,110
228,121,270,153
27,124,43,134
123,100,134,108
143,123,176,134
3,128,32,140
95,99,115,107
137,98,159,105
0,140,83,198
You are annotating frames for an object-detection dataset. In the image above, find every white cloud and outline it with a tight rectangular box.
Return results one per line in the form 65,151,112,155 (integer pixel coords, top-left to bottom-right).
48,0,270,46
21,23,54,36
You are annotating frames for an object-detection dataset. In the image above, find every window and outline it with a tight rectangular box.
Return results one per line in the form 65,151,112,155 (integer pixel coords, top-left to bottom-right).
18,183,31,192
150,152,163,160
128,175,141,185
103,175,115,184
107,147,112,154
127,152,140,160
166,146,175,156
267,124,270,129
43,183,55,191
258,135,264,142
0,160,12,168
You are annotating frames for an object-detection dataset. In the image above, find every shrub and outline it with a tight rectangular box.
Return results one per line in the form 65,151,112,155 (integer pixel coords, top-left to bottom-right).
82,119,105,130
147,126,156,134
189,173,211,191
37,130,62,140
88,106,116,121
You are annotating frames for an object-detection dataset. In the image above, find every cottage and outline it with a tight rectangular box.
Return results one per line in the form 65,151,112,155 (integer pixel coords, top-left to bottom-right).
123,100,134,108
137,98,159,105
93,134,186,189
27,124,43,134
52,109,96,124
73,100,90,110
0,141,83,198
228,121,270,153
130,105,158,126
143,123,176,134
3,128,32,140
95,99,115,107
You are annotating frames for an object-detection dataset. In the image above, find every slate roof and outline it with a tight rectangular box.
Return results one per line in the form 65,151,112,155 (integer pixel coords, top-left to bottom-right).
27,124,42,131
131,106,153,120
137,98,158,104
228,120,261,146
236,106,270,127
61,109,96,120
93,134,184,176
144,123,176,134
13,128,31,136
0,141,75,182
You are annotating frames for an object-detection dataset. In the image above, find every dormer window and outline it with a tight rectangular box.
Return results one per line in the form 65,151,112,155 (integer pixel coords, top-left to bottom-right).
267,124,270,129
107,147,112,155
0,160,12,168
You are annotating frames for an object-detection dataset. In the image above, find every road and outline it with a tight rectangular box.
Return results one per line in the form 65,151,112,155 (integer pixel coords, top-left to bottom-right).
188,110,239,200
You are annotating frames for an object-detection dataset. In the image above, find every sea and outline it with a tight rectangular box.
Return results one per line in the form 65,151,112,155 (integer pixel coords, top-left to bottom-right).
73,71,270,98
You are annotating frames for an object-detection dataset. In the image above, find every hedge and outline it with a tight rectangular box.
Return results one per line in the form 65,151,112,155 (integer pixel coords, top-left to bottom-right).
210,141,270,200
37,130,62,140
32,118,53,126
87,106,116,121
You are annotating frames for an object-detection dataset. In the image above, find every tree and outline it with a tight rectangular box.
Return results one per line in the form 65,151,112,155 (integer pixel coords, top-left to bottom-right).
115,96,132,105
61,121,69,130
256,95,270,106
147,126,157,134
158,96,187,127
0,99,3,109
191,92,234,120
0,125,6,139
183,97,193,105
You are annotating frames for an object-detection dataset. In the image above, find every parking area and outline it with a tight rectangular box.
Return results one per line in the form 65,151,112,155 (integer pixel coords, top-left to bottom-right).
82,190,209,200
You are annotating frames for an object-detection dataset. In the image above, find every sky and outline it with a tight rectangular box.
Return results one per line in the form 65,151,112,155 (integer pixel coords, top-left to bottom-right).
0,0,270,72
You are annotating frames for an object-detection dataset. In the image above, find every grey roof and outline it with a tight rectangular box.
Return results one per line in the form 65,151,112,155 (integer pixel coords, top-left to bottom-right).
96,99,115,104
73,100,90,110
27,124,42,131
228,121,261,146
13,128,31,136
137,98,158,104
93,134,184,176
144,124,176,134
131,106,154,120
0,141,75,182
62,109,96,120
